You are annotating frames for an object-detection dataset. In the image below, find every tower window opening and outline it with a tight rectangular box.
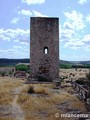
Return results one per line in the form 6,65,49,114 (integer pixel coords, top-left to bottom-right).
44,47,48,54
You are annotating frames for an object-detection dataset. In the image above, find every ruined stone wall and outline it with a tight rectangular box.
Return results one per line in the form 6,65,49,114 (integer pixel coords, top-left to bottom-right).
30,17,59,81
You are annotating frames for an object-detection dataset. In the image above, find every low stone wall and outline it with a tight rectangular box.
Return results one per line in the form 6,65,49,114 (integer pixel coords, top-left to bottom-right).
72,81,90,110
14,71,26,78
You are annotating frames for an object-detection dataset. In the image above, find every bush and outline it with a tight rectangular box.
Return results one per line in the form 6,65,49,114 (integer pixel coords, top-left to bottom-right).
15,64,29,72
37,75,52,82
1,71,6,76
8,70,13,76
27,85,48,95
75,79,85,85
27,69,30,74
28,86,35,94
60,64,72,69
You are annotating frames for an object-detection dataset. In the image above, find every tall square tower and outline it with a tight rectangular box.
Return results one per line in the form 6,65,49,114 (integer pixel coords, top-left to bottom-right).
30,17,59,81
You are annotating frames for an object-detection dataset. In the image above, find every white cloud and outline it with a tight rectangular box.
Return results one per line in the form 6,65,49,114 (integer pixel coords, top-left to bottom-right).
82,35,90,51
63,22,73,30
84,45,90,51
78,0,88,5
19,37,30,45
64,10,85,31
61,27,75,39
60,21,76,43
82,34,90,42
13,45,22,49
86,15,90,22
20,42,29,45
0,49,17,58
0,28,29,44
0,28,30,58
0,34,10,41
14,39,19,43
64,39,85,49
61,10,90,51
33,10,48,17
11,18,20,24
0,49,8,57
18,9,47,17
61,54,90,61
60,10,90,51
0,48,29,58
61,31,90,51
22,0,45,5
18,9,32,16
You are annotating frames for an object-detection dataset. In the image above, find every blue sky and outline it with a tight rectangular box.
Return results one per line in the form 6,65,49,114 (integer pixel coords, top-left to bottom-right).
0,0,90,61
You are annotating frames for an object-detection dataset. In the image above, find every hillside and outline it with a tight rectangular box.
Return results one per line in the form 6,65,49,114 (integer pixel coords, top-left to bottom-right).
0,58,90,68
79,61,90,65
60,60,72,64
60,60,90,68
0,59,72,67
0,58,30,67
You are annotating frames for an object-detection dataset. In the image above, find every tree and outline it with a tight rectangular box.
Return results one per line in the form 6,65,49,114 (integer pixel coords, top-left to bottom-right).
15,64,28,72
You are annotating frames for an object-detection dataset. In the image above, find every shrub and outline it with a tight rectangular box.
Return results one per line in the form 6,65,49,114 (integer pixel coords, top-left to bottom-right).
27,69,30,74
8,70,13,76
37,75,52,82
60,64,72,69
75,79,85,85
28,86,35,94
27,85,48,95
15,64,28,72
1,71,6,76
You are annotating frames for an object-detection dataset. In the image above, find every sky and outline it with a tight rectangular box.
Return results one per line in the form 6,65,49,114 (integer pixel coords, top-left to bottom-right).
0,0,90,61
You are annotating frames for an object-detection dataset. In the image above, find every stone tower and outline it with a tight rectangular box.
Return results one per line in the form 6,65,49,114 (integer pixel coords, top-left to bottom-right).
30,17,59,82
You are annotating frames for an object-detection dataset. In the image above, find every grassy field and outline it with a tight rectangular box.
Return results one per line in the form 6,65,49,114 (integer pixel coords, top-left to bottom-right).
0,77,24,120
18,83,87,120
0,69,88,120
60,68,89,80
0,77,24,105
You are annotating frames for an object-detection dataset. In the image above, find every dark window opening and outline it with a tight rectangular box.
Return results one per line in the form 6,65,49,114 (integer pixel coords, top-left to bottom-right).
44,47,48,54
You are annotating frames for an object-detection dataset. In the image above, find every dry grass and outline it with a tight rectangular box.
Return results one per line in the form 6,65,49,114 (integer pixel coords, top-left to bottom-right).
0,77,24,120
0,71,88,120
60,68,89,80
28,84,51,95
0,77,24,105
18,83,87,120
70,98,87,111
0,118,14,120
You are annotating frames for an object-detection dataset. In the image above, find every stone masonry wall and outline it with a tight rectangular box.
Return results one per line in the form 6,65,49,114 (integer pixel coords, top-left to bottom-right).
30,17,59,81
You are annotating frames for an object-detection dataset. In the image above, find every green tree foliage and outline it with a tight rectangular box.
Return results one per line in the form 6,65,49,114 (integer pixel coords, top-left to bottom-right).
72,64,90,68
15,64,29,72
60,64,72,69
